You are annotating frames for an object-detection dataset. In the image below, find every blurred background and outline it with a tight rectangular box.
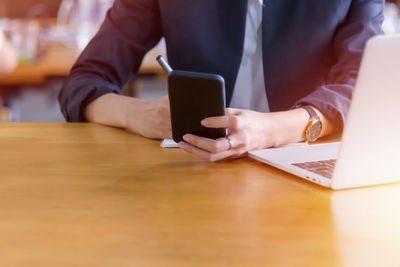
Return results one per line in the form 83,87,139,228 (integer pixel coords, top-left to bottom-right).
0,0,167,122
0,0,398,122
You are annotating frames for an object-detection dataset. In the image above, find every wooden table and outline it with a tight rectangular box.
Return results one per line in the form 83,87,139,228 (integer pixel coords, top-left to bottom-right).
0,123,399,266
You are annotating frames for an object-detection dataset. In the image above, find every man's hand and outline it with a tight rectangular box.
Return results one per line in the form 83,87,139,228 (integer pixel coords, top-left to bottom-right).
178,108,282,162
85,94,335,152
126,95,172,139
85,93,172,139
178,107,336,162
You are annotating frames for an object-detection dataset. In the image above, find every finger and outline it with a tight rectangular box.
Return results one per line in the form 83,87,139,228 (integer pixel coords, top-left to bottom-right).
224,131,250,149
201,115,240,129
178,141,235,162
183,134,231,153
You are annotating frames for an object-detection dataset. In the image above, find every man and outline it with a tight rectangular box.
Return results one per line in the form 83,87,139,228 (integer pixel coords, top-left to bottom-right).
59,0,384,162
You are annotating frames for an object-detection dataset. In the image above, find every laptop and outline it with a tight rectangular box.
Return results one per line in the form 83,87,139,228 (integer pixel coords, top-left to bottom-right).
249,34,400,190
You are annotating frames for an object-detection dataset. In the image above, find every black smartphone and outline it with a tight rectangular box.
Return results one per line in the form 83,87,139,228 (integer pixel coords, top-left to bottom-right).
168,70,227,143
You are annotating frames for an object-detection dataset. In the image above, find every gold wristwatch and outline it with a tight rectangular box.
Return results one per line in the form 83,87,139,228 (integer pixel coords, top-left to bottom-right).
300,106,322,143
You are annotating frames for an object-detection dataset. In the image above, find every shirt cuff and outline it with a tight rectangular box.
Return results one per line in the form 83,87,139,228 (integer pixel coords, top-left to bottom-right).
61,84,120,122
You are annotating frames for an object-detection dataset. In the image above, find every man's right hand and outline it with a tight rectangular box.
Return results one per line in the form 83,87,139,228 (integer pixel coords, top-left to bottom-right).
85,93,172,140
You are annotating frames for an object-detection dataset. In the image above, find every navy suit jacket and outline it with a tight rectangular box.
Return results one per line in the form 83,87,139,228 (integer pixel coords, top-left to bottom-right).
59,0,384,128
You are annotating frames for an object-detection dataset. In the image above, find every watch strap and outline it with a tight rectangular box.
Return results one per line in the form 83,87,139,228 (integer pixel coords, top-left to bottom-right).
300,105,319,121
298,105,322,143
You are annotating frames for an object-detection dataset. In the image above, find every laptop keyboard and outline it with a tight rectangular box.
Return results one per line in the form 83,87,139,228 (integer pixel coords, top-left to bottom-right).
292,159,336,179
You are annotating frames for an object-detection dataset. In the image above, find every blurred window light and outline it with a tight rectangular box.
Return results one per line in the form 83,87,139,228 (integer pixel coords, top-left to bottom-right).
50,0,114,49
383,2,400,34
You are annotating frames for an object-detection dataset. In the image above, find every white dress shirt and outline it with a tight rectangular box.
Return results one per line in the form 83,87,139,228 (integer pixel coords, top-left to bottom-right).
230,0,269,112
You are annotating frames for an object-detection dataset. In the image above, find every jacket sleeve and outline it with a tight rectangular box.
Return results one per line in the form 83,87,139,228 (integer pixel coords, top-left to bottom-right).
295,0,384,129
59,0,162,122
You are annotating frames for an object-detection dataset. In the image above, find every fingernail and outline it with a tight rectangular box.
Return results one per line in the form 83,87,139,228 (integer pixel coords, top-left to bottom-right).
178,142,185,149
201,119,208,126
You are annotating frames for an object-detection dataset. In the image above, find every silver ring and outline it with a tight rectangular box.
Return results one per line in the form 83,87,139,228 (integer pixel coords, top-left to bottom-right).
226,137,234,151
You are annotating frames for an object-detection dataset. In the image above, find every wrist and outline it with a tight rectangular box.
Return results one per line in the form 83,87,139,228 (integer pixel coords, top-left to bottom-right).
123,97,147,131
265,109,309,147
293,105,337,142
297,105,323,143
85,93,144,129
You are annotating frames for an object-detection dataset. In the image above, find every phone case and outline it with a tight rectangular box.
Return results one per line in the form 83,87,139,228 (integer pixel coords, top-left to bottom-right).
168,70,227,143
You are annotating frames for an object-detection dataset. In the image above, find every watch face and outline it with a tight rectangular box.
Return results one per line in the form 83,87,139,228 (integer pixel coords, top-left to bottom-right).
308,120,323,142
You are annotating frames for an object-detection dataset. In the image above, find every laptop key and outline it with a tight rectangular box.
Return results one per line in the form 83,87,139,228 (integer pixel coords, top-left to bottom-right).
292,159,336,179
